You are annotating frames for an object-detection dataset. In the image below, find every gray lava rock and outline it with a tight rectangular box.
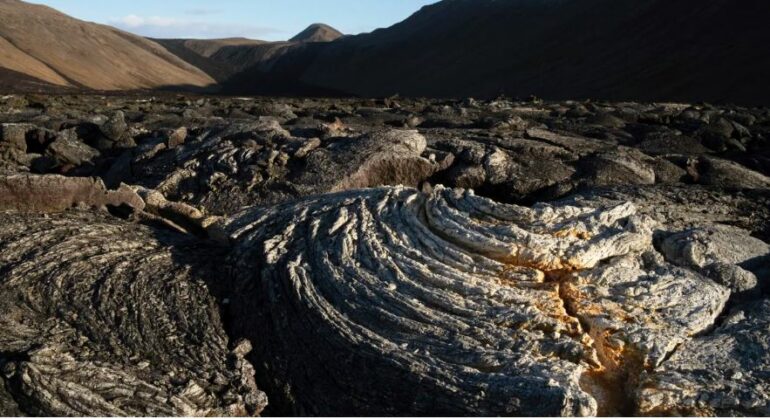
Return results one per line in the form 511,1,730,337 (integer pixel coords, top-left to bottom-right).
99,110,128,141
301,129,439,192
701,262,759,294
45,129,100,167
650,157,688,184
1,95,770,416
660,225,770,269
0,123,33,169
636,299,770,416
0,174,144,213
446,163,487,189
660,224,769,295
0,210,267,416
696,157,770,189
638,132,711,156
221,185,724,416
166,126,188,149
588,113,626,129
0,123,30,152
580,150,656,186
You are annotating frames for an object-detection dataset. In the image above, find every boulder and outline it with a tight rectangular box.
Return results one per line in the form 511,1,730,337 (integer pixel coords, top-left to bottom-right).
580,150,656,186
0,123,30,152
660,224,769,295
99,110,128,141
696,157,770,189
45,129,100,167
299,129,439,192
0,174,144,213
660,224,770,269
166,126,188,149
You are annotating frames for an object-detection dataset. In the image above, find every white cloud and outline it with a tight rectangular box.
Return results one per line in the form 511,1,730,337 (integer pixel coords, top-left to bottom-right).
109,15,284,40
117,15,179,28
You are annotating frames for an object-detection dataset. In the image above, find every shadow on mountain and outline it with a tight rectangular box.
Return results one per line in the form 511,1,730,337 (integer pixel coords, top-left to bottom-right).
219,43,350,97
0,68,79,94
189,0,770,106
290,0,770,105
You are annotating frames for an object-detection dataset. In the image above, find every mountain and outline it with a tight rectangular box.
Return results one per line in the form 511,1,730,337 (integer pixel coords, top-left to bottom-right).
153,38,267,82
290,24,344,43
0,0,214,90
2,0,768,104
155,24,343,83
157,38,268,58
223,0,770,105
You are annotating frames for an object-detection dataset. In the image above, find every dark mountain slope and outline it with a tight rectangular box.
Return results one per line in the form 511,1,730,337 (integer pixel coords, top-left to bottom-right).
225,0,770,105
153,38,266,81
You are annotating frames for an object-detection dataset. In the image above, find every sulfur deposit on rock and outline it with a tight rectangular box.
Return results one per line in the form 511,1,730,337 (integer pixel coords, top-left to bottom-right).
0,210,267,416
221,185,731,416
563,254,730,414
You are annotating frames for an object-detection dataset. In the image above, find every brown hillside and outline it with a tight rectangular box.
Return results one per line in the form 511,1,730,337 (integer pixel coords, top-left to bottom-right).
0,0,215,90
175,38,267,57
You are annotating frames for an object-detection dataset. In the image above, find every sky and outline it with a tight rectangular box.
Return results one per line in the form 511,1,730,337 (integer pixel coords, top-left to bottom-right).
29,0,439,41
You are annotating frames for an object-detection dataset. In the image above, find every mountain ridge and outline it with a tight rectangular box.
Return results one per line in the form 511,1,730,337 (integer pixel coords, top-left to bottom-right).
217,0,770,105
0,0,769,105
152,24,343,83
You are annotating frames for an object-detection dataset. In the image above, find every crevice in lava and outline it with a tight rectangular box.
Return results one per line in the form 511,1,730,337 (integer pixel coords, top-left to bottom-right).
547,271,638,417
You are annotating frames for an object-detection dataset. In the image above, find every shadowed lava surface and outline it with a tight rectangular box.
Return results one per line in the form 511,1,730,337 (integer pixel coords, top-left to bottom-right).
1,94,769,416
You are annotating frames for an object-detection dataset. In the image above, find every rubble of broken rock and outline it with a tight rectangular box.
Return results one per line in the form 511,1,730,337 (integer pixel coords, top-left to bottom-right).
0,93,769,416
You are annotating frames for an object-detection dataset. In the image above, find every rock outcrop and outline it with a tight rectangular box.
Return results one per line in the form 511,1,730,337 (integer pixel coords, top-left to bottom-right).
0,174,143,213
221,185,733,415
637,298,770,415
130,123,441,215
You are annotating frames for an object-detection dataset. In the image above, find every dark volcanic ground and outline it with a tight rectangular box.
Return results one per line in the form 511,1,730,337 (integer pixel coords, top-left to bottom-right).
2,94,769,232
1,94,770,416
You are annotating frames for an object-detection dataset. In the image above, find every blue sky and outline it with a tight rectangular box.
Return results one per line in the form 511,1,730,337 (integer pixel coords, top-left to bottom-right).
29,0,439,41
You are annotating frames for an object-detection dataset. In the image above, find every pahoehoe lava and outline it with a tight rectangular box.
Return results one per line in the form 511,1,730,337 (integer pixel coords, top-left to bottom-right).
221,185,733,416
1,94,769,416
0,210,267,416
